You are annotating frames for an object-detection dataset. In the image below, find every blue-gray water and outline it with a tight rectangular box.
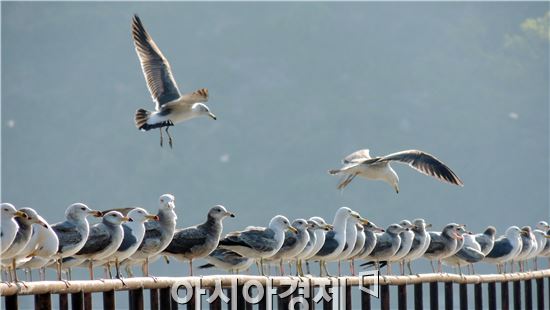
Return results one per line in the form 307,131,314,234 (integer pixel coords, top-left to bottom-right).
2,2,549,309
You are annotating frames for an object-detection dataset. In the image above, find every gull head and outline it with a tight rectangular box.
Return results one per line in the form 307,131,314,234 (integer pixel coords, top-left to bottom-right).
443,223,465,240
483,226,496,238
159,194,176,211
19,208,48,228
364,221,385,233
399,220,416,230
270,215,296,233
103,211,131,225
383,167,400,194
307,219,331,231
209,205,235,220
1,203,27,220
309,217,333,231
127,208,159,223
386,223,406,234
505,226,522,238
192,103,216,120
292,219,309,232
66,203,102,221
536,221,550,231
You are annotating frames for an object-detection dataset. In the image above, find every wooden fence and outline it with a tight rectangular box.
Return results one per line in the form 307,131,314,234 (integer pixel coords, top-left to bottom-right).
2,269,550,309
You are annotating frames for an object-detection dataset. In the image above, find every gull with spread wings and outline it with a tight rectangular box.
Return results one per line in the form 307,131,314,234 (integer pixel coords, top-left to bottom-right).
131,15,216,148
329,149,463,193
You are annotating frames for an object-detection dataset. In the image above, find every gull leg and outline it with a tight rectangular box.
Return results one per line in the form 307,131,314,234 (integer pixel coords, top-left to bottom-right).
438,260,443,273
430,260,436,273
159,129,163,147
288,261,293,275
165,126,173,148
319,261,323,277
407,261,414,275
89,260,94,280
350,259,355,276
189,259,193,277
306,261,311,275
338,260,341,276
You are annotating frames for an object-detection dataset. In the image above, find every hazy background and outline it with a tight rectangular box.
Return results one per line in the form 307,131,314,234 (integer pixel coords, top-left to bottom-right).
1,2,549,306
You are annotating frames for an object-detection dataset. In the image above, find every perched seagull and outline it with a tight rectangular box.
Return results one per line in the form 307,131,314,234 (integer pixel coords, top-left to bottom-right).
100,208,159,280
442,233,485,275
267,219,311,276
124,194,177,277
388,220,416,275
361,224,407,274
357,221,385,260
347,224,366,275
295,218,332,276
199,248,254,274
301,217,333,275
328,149,463,192
335,214,368,275
474,226,497,256
514,226,536,271
402,219,431,275
131,15,216,148
51,203,103,282
423,223,465,273
1,208,47,283
533,221,550,269
163,205,235,276
311,207,363,276
0,203,26,255
484,226,524,273
73,211,131,280
218,215,296,275
16,208,59,281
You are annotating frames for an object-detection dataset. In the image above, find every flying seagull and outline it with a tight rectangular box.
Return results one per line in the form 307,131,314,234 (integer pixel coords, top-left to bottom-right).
131,14,216,148
329,149,464,193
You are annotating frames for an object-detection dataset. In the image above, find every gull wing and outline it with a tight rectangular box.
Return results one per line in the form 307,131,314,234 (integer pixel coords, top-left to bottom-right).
75,224,111,255
52,221,84,253
164,227,207,255
131,15,181,109
378,150,464,186
342,149,371,164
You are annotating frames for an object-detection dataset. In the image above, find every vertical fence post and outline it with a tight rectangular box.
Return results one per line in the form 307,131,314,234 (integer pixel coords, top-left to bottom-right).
397,285,406,310
459,283,468,310
208,287,221,310
429,282,438,310
322,283,332,310
345,282,352,310
536,277,544,310
501,281,509,310
513,280,521,310
5,295,17,310
445,282,453,310
150,288,159,310
474,283,483,310
34,293,52,310
414,283,423,310
102,290,115,310
159,287,172,310
488,282,496,310
71,291,84,310
380,284,390,310
361,284,371,310
524,279,533,310
59,294,68,310
129,288,144,310
83,292,91,310
306,280,314,310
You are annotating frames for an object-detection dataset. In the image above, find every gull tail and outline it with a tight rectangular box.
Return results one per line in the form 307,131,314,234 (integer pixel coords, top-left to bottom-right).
198,263,215,269
135,108,152,131
328,169,341,175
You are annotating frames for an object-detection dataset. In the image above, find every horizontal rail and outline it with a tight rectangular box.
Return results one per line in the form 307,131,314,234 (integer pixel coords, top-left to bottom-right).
2,269,550,296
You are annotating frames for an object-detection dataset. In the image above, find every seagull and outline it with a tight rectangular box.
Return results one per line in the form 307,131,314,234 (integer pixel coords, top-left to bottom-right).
124,194,177,277
131,15,216,148
361,224,407,274
387,220,415,275
357,221,385,260
335,214,368,276
301,217,333,275
73,211,131,279
514,226,536,271
15,208,59,281
99,208,159,280
442,233,485,275
266,219,310,276
402,219,431,275
1,203,26,255
533,221,550,269
484,226,524,273
310,207,363,276
218,215,296,275
163,205,235,276
328,149,464,192
1,208,47,283
294,218,332,276
347,224,366,275
198,248,254,274
423,223,465,273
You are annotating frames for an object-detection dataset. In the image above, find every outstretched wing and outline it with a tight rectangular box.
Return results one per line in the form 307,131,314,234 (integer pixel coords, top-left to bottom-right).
342,149,371,164
131,15,181,109
379,150,464,186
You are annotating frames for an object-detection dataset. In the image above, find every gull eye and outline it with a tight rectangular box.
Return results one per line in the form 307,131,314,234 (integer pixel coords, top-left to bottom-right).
81,207,86,211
